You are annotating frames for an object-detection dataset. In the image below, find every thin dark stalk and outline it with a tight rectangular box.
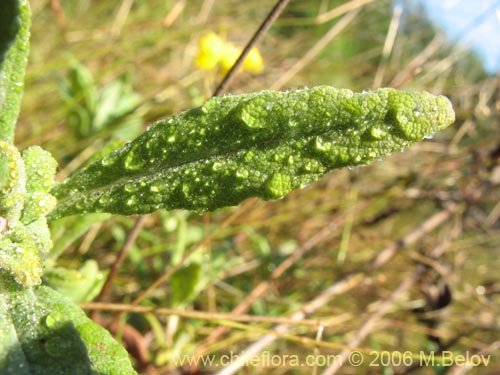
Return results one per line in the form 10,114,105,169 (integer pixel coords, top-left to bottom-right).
212,0,290,97
90,216,147,320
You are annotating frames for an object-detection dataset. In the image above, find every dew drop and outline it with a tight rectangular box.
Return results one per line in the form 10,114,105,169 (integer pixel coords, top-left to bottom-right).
212,161,223,171
370,127,387,139
98,195,109,205
314,136,328,152
243,151,255,162
304,161,313,172
44,312,64,328
288,119,298,127
236,169,249,179
182,183,191,198
145,138,156,149
124,183,138,192
101,152,118,167
124,151,145,171
126,196,138,206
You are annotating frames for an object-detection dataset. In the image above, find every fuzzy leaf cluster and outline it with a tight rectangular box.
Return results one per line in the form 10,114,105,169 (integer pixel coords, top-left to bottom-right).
0,143,57,286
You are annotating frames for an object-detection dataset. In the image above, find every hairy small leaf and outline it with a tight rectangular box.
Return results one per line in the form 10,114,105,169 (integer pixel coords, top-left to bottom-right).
0,140,25,222
50,86,454,218
0,0,31,144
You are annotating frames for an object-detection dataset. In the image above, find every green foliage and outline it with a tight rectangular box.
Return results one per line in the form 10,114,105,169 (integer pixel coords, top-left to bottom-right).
43,260,106,303
50,87,454,219
0,1,460,374
0,279,136,375
59,61,142,141
0,0,30,144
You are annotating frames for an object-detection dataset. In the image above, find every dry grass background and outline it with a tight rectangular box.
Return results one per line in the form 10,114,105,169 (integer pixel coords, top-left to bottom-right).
16,0,500,374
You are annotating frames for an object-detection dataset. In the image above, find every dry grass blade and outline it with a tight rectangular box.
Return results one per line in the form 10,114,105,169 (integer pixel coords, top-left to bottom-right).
196,209,356,356
81,302,323,327
314,0,374,24
373,4,402,88
320,271,422,375
271,8,360,90
212,205,457,375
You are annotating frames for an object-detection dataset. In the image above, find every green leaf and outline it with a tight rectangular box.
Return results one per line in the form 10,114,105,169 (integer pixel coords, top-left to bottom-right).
0,0,31,144
170,263,204,308
21,146,58,224
43,260,106,303
0,221,42,287
50,86,455,219
59,62,142,140
0,279,137,375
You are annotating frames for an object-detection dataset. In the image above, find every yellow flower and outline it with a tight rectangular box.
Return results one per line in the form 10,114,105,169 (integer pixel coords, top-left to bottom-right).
219,43,241,74
194,32,264,74
195,32,225,70
243,47,264,73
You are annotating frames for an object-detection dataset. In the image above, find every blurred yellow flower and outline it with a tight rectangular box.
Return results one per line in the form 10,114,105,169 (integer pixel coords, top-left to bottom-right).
243,47,264,73
219,43,241,74
195,32,225,70
195,32,264,74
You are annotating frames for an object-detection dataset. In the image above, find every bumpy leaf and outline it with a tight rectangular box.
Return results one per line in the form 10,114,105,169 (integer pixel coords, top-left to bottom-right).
20,146,57,225
0,0,31,144
0,279,137,375
0,144,57,286
50,86,454,219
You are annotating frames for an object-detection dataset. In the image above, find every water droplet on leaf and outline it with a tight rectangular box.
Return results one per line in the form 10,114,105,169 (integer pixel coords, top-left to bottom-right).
124,183,138,192
44,312,64,328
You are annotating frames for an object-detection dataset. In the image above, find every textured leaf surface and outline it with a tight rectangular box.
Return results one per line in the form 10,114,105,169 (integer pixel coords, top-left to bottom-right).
0,279,137,375
50,86,455,218
0,144,57,286
0,0,31,144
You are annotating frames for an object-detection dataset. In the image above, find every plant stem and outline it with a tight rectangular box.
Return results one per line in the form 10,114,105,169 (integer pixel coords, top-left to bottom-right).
212,0,290,97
